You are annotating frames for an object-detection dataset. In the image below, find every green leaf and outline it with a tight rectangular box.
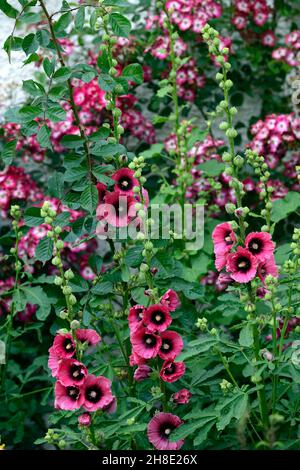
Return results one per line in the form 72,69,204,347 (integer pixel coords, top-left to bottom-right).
53,67,72,82
22,80,44,97
1,139,17,166
75,6,85,30
109,12,131,38
80,184,98,213
170,414,215,442
45,105,66,122
35,237,54,263
216,392,248,431
61,135,84,148
271,192,300,223
157,84,173,98
141,143,164,159
92,281,114,295
22,33,39,55
54,12,72,33
187,128,208,149
98,74,117,92
0,0,18,18
36,29,50,47
21,286,52,321
239,323,254,347
92,166,114,186
48,172,64,199
43,57,55,77
37,125,52,149
122,63,143,84
197,160,226,177
91,142,126,157
24,207,44,227
19,105,43,121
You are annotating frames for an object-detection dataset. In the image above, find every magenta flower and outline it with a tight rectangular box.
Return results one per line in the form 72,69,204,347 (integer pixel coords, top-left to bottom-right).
257,256,278,283
97,191,136,227
245,232,275,262
54,381,84,410
51,333,76,359
172,388,192,405
76,328,101,346
96,182,107,203
147,412,184,450
160,289,180,311
160,359,186,383
78,413,91,427
112,168,138,195
48,346,61,378
57,359,88,387
226,247,258,283
129,351,146,366
82,375,114,412
143,304,172,333
213,222,236,256
130,325,162,359
128,305,145,332
159,330,183,361
134,364,152,382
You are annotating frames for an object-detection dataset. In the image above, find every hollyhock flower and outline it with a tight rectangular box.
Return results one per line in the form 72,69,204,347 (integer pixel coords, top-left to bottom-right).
253,10,268,26
57,359,88,387
96,182,107,203
97,191,136,227
147,413,184,450
48,346,61,378
82,375,114,412
257,256,278,282
78,413,91,427
130,326,162,359
112,168,138,195
232,14,247,30
134,364,152,382
160,289,180,311
212,222,236,256
52,333,76,359
226,247,258,283
76,329,101,346
128,305,145,332
245,232,275,262
159,330,183,361
143,305,172,333
215,273,234,292
160,360,186,383
103,396,117,414
54,381,84,410
129,351,146,366
172,388,192,404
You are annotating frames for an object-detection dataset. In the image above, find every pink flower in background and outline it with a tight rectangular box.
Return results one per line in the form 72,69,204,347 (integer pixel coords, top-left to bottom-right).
134,365,152,382
160,289,180,311
147,413,184,450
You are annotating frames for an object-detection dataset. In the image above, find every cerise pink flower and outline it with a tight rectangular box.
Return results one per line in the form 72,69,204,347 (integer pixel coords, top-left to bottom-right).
82,374,114,412
54,381,84,410
143,304,172,333
128,305,146,332
51,333,76,359
112,168,138,195
130,325,162,359
245,231,275,262
97,191,136,227
76,328,101,346
57,359,88,387
226,247,258,283
159,330,183,361
133,364,152,382
78,413,91,427
160,289,180,311
147,412,184,450
172,388,192,405
160,359,186,383
257,256,278,283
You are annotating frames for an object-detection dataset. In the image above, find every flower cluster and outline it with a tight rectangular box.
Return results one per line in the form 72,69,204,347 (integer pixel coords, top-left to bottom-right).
164,0,222,33
129,290,185,384
213,222,278,284
272,31,300,67
0,166,43,218
48,330,116,415
249,113,300,171
2,123,46,163
232,0,271,31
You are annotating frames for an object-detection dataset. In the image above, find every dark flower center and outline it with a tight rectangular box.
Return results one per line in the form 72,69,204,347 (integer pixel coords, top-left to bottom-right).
67,386,80,400
144,334,156,348
70,364,85,382
118,177,133,191
224,231,233,245
159,422,175,439
63,338,75,353
164,363,176,375
161,339,172,352
150,308,165,325
85,386,102,403
237,256,251,272
248,238,262,254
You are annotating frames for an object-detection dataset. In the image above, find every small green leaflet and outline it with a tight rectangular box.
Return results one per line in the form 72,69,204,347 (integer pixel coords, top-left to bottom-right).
109,13,131,38
35,237,54,263
80,184,98,214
